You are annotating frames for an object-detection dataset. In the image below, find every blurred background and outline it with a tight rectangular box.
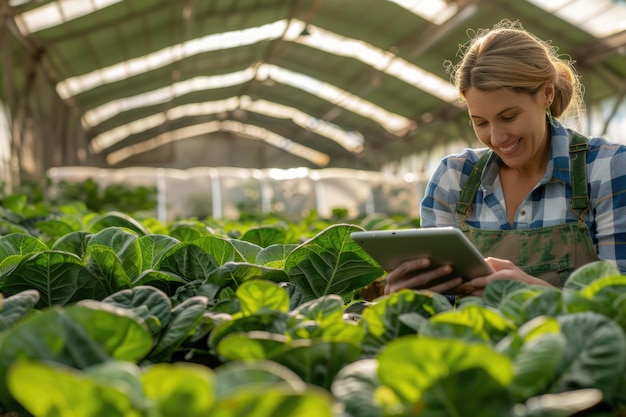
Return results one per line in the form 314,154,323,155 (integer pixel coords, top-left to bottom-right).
1,0,625,221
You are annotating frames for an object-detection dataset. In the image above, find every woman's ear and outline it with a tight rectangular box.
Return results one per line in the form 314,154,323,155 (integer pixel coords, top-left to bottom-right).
543,81,555,107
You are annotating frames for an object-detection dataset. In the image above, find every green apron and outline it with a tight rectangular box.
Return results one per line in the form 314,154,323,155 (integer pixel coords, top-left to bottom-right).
455,132,598,287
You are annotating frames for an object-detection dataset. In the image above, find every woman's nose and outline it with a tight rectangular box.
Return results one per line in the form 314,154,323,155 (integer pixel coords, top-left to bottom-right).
490,125,508,144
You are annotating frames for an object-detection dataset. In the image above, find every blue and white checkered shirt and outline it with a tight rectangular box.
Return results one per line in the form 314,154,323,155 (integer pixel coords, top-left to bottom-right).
420,120,626,273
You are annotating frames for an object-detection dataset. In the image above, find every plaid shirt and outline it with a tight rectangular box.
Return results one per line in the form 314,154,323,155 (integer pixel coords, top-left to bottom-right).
420,120,626,272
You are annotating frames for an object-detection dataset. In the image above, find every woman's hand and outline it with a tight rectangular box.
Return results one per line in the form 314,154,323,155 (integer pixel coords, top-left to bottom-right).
456,257,553,296
384,258,464,295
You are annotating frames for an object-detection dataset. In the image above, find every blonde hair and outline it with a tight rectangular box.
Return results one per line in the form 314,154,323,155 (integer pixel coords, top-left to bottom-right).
448,20,584,124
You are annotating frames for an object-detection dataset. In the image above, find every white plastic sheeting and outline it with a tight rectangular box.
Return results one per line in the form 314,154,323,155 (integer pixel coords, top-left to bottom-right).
46,166,427,222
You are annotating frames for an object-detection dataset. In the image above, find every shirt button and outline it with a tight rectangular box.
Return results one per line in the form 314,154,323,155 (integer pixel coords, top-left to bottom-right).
520,210,527,216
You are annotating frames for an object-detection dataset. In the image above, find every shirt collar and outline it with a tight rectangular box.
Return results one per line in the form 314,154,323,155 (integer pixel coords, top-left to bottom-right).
480,119,572,191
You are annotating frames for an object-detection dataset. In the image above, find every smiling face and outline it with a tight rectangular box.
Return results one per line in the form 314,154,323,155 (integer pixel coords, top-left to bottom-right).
464,84,554,173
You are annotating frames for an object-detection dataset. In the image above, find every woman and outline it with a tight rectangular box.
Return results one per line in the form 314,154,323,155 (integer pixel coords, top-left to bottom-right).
385,20,626,296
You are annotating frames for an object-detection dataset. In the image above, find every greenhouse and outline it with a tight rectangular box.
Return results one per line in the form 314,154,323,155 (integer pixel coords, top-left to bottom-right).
0,1,625,416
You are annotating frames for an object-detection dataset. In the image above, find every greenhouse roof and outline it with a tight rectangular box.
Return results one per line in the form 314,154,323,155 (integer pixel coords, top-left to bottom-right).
2,0,626,168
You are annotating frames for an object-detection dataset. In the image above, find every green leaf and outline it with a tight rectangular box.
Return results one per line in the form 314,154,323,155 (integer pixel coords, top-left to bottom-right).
193,235,239,265
208,311,291,350
423,304,515,344
418,367,512,417
132,269,187,287
159,242,219,282
292,294,345,325
212,384,334,417
137,234,180,271
86,244,131,292
32,218,77,239
89,227,142,281
0,289,40,332
270,339,361,389
2,194,27,215
552,312,626,404
510,333,565,401
217,331,290,361
579,275,626,303
482,279,529,309
564,260,621,291
208,262,288,288
240,225,288,247
141,362,215,417
256,244,298,268
0,233,49,278
2,250,106,308
285,224,384,300
0,302,152,407
7,361,142,417
360,289,446,356
331,359,381,417
103,286,172,336
51,231,93,257
149,295,208,360
229,238,263,263
86,211,150,235
377,336,513,405
214,359,306,398
237,280,290,315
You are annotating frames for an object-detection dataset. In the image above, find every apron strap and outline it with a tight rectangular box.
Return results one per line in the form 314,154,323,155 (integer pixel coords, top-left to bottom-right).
455,151,490,220
569,131,590,220
456,131,590,221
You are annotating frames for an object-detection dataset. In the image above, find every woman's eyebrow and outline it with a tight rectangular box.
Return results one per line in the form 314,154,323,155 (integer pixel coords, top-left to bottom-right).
470,106,519,119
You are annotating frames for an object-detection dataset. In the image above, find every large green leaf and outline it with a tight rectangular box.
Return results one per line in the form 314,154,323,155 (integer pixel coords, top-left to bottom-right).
0,233,49,278
240,225,288,247
291,294,345,325
0,289,39,332
89,227,142,281
360,289,450,356
552,312,626,405
86,244,131,292
256,244,298,268
510,333,566,401
208,311,292,350
331,359,381,417
377,336,513,406
564,260,621,291
86,211,150,235
103,286,173,337
2,250,106,307
229,238,263,263
211,384,334,417
217,332,290,361
270,339,362,389
422,304,516,344
284,224,384,301
141,362,215,417
32,218,77,240
214,360,306,398
237,280,290,315
0,233,49,257
208,262,288,288
193,235,239,265
419,367,513,417
51,231,93,257
137,234,180,271
8,360,142,417
0,302,152,407
149,295,208,360
159,242,219,282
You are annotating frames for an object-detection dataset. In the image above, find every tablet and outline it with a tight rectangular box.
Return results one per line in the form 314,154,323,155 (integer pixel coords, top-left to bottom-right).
350,227,493,288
